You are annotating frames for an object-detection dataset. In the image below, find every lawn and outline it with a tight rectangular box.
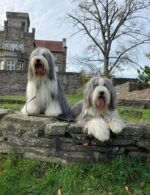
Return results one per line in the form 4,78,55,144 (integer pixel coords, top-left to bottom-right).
0,96,25,101
0,94,83,105
0,153,150,195
118,106,150,123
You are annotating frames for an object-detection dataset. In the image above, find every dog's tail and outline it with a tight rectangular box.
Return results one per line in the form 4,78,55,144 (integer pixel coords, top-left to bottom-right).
57,79,74,121
71,101,83,119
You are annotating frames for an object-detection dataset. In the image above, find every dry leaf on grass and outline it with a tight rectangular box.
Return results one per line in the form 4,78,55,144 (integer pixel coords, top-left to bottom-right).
139,181,145,188
58,188,62,195
125,186,132,195
0,168,6,173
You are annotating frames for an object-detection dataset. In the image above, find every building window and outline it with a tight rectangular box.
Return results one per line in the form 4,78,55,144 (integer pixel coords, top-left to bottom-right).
0,61,5,70
0,50,4,55
18,44,23,51
55,66,58,72
6,60,16,70
53,54,57,61
19,61,24,70
4,43,24,52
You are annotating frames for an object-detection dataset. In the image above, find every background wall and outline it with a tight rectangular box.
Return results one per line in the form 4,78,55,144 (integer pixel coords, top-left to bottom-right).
0,71,149,96
0,71,82,95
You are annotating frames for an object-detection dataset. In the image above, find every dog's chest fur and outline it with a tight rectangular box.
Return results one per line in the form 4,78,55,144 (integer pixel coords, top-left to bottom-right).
27,78,58,111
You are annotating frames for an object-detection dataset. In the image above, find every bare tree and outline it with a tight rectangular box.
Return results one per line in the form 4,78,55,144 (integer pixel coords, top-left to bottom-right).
68,0,150,76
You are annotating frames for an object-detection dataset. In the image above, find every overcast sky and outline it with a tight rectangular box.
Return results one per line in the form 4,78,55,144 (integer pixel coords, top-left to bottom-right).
0,0,150,78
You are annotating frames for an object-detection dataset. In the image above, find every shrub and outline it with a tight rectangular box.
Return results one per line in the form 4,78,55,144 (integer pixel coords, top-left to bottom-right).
137,66,150,84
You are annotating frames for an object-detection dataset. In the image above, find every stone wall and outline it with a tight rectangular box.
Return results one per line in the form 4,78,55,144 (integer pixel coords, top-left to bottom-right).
112,78,138,86
0,71,27,95
0,70,150,101
117,99,150,109
115,82,150,100
0,109,149,163
58,72,82,94
128,82,150,92
0,71,82,95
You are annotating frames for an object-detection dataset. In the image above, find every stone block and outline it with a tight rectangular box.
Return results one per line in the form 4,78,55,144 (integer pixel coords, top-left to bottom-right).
45,122,69,136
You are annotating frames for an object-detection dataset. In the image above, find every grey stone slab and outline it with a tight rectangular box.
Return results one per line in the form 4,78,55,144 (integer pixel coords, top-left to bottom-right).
45,122,69,136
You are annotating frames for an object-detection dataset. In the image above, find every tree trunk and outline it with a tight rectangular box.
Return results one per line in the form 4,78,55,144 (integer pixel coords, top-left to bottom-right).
103,56,109,77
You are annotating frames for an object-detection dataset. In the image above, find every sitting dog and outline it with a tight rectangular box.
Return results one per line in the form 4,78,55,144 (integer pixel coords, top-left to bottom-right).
22,47,72,119
72,76,125,142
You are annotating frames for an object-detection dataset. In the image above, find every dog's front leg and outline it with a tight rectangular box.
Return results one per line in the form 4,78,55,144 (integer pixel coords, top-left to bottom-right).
45,101,62,116
21,81,40,116
21,98,40,116
108,111,126,134
84,118,110,142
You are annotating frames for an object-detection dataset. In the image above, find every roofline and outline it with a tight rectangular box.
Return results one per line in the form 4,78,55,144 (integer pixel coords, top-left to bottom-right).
35,39,63,43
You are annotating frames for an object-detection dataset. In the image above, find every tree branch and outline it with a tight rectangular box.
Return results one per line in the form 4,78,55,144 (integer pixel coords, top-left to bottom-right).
68,14,104,54
109,40,147,72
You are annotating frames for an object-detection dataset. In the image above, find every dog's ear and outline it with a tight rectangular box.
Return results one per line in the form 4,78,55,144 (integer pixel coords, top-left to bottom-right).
96,71,100,79
43,52,55,80
104,79,116,110
28,62,33,80
83,82,92,109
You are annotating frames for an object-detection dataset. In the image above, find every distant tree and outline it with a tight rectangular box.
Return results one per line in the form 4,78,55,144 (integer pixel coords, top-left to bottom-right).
146,53,150,59
137,65,150,84
68,0,150,77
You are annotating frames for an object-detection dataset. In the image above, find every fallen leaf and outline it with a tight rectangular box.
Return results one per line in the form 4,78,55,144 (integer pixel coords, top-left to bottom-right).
0,168,6,173
140,181,145,188
58,188,62,195
125,186,132,195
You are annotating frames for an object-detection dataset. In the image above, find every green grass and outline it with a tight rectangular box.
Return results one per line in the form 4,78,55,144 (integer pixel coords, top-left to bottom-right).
66,93,83,105
0,153,150,195
0,103,23,110
0,94,83,113
0,96,25,101
118,106,150,123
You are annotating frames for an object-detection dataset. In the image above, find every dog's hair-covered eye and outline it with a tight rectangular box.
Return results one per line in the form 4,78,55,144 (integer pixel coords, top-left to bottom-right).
42,53,47,59
93,83,98,88
83,83,92,109
42,52,55,80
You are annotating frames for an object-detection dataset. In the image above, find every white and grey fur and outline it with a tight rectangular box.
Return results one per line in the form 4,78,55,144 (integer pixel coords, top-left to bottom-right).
72,77,125,142
22,47,72,119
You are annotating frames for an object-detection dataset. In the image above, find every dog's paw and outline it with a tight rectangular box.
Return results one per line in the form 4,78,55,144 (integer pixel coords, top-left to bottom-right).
21,102,40,116
21,106,29,116
84,118,110,142
109,119,125,134
45,102,62,117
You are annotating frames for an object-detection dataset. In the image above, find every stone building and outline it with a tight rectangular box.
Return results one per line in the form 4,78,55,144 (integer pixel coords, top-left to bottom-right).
0,12,67,72
0,12,35,71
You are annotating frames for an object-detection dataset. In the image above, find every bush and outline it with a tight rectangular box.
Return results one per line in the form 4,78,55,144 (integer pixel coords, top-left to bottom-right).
137,66,150,84
80,71,91,85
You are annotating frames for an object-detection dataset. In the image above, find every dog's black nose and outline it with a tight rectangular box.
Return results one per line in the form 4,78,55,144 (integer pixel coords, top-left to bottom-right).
36,59,41,63
100,91,104,96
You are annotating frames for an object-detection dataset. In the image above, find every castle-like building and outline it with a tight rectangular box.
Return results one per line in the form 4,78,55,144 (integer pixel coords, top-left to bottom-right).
0,12,67,72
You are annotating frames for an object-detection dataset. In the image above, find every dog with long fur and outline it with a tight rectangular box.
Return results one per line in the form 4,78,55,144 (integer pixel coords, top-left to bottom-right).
72,76,125,142
22,47,72,119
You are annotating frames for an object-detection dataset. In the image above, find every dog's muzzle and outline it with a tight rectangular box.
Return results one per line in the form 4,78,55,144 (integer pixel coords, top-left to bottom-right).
95,91,106,109
34,59,46,75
